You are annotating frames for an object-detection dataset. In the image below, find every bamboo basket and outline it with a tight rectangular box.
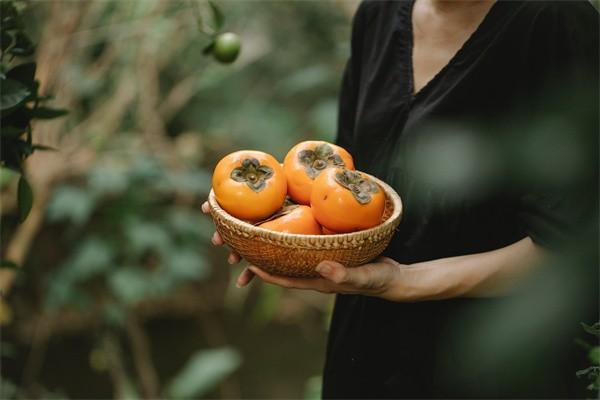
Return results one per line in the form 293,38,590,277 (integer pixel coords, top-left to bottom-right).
208,173,403,278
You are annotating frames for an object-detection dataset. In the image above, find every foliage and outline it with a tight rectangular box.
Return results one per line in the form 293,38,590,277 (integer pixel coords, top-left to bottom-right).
577,322,600,392
0,0,67,222
1,0,349,398
44,154,213,312
165,347,242,398
196,0,241,63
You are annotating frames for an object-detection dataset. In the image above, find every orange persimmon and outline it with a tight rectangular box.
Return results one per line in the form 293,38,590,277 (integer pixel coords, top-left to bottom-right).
310,168,385,233
283,141,354,205
321,226,340,235
258,205,321,235
212,150,287,221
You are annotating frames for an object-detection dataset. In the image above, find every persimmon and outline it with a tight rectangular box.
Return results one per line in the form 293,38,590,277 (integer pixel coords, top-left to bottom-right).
258,205,321,235
321,226,339,235
311,168,385,233
283,141,354,205
212,150,287,221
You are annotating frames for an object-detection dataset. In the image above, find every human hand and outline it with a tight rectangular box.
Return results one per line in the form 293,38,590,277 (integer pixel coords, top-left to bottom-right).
246,257,406,301
202,201,257,287
203,200,407,297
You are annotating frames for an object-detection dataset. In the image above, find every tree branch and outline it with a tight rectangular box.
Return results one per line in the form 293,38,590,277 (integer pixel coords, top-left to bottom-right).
126,314,159,399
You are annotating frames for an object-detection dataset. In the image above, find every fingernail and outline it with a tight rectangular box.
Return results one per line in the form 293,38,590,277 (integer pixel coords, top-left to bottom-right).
236,282,243,288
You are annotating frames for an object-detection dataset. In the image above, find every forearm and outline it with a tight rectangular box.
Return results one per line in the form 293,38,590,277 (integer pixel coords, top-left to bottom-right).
389,237,547,301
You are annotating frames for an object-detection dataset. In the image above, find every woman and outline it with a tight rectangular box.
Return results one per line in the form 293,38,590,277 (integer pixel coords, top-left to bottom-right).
202,0,598,397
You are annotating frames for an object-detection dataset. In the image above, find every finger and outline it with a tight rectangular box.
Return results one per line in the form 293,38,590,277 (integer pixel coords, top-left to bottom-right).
248,266,332,292
236,268,255,287
227,252,241,265
201,201,210,214
375,256,400,266
315,260,369,287
211,231,224,246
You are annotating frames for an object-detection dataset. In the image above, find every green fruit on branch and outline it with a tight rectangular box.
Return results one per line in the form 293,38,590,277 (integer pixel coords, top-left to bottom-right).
212,32,241,64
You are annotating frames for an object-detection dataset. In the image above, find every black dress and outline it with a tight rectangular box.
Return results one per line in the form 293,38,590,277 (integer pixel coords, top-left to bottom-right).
323,1,599,398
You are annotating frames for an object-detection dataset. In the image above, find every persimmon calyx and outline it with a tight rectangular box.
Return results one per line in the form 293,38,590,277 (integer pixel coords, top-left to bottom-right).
335,169,379,204
298,143,345,179
230,158,274,192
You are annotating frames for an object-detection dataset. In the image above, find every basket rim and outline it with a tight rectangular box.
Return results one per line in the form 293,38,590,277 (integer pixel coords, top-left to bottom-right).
208,172,403,242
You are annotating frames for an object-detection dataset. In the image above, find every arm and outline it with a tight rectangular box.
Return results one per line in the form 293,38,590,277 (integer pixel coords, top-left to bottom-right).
247,237,546,302
386,236,545,301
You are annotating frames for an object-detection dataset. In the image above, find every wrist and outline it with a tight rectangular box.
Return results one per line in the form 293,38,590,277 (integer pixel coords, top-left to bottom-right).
383,262,425,302
384,260,455,302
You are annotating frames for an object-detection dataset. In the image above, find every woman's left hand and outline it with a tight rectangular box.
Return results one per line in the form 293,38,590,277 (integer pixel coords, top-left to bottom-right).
237,257,405,300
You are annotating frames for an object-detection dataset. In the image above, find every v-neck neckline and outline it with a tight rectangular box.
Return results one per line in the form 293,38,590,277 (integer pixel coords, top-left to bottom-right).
406,0,501,101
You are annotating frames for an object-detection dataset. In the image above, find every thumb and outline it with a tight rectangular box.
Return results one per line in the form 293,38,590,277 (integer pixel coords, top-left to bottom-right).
315,261,359,285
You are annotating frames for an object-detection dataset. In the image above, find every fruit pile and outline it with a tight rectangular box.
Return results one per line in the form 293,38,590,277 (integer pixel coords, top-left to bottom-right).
211,141,385,234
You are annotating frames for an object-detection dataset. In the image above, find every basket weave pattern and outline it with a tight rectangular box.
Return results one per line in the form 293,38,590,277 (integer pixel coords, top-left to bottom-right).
208,174,403,278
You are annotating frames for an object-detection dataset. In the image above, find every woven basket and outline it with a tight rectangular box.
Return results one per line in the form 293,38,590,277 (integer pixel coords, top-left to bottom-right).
208,173,403,278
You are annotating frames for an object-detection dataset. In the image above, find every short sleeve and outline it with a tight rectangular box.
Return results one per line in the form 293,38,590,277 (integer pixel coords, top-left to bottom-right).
518,1,599,249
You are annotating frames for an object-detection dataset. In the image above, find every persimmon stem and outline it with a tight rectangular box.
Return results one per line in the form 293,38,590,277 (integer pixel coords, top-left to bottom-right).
298,143,345,179
335,169,379,204
230,158,273,192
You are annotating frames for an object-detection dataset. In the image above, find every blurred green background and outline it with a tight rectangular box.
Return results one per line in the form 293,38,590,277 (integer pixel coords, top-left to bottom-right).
0,1,358,398
1,1,599,399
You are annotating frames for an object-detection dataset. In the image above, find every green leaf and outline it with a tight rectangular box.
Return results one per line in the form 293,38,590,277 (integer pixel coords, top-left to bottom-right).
45,274,88,312
167,208,213,241
88,164,128,194
589,347,600,365
129,157,163,181
6,62,36,85
1,105,33,128
47,185,96,225
61,238,113,281
17,175,32,222
31,107,68,119
158,169,211,195
577,366,600,379
208,0,225,31
9,32,35,57
0,2,22,30
31,144,57,152
582,322,600,337
108,267,153,305
165,347,241,399
0,260,19,269
0,79,30,111
36,94,54,101
0,138,24,172
103,303,126,327
125,220,171,255
1,31,13,52
164,248,208,281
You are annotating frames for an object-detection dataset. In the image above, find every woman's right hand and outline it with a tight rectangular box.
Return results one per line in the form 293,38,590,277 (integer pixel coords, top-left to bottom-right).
201,201,256,287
